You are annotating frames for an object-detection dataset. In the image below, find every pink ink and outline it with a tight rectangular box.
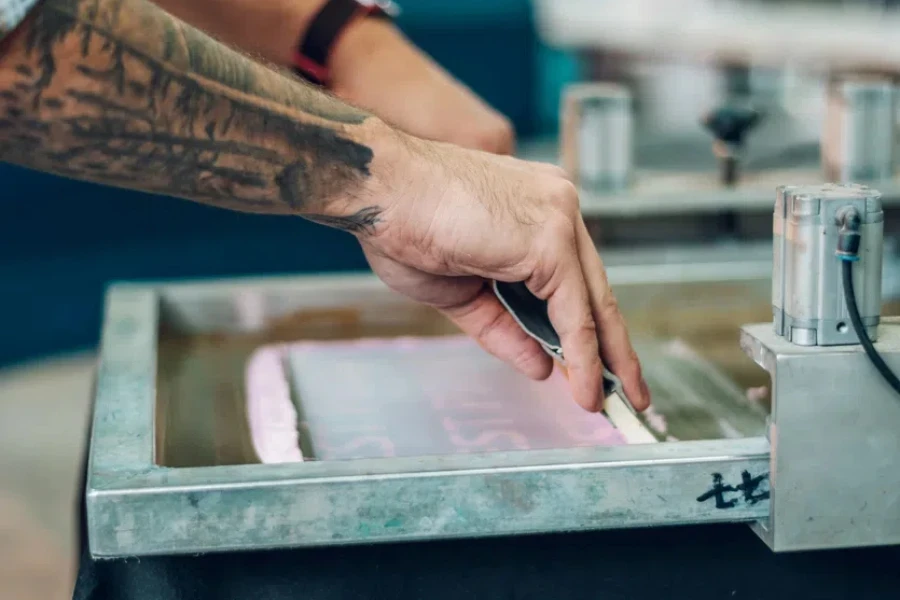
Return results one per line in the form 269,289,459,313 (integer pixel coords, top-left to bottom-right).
441,416,532,452
246,335,627,463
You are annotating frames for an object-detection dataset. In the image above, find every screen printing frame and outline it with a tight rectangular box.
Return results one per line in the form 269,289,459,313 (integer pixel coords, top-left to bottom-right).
87,272,772,559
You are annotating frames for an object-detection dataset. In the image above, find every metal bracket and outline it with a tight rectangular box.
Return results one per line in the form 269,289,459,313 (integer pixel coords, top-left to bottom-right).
741,321,900,551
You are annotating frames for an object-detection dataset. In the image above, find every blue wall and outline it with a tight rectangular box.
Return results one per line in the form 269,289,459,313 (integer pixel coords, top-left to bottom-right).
0,0,578,366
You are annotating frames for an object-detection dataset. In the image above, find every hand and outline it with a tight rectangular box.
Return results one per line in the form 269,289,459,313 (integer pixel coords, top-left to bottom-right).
328,19,515,154
358,130,650,412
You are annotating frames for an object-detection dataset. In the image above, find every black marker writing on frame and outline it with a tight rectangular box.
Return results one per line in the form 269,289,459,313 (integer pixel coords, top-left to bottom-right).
696,471,769,509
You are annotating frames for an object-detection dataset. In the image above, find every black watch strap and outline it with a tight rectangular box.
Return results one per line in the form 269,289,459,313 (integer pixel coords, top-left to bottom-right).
293,0,395,85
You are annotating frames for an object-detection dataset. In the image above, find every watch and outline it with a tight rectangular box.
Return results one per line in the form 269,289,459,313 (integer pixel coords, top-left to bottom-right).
293,0,400,86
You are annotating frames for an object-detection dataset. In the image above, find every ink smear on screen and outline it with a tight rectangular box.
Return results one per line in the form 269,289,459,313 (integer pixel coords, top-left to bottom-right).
245,335,626,462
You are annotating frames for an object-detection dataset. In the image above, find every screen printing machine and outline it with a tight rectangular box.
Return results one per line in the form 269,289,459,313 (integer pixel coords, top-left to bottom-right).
76,3,900,599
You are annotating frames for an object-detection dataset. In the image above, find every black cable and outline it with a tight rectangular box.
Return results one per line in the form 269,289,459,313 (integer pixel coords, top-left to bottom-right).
841,259,900,395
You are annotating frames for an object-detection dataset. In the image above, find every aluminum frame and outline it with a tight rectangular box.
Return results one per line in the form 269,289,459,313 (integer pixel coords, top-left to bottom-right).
87,273,772,558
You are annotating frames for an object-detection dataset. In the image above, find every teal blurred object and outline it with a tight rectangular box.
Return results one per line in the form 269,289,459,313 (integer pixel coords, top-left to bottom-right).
0,0,580,367
534,42,583,135
397,0,538,137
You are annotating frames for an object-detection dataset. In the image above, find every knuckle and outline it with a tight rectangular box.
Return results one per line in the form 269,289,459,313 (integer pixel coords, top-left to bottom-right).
599,288,621,312
510,344,552,379
528,220,577,291
565,313,600,351
618,352,643,382
524,258,558,299
544,212,575,239
475,304,510,343
536,218,578,266
576,315,601,343
599,292,628,327
549,179,580,214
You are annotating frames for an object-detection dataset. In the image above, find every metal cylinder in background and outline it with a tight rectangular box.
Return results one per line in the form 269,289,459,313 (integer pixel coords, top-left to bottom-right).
560,83,633,193
822,75,895,184
773,183,883,347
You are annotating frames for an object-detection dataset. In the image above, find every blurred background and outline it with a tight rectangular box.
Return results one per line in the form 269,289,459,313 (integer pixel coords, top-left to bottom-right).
6,0,900,597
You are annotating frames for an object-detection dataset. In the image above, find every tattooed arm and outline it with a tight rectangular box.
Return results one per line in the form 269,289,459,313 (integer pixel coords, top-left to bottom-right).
0,0,399,231
0,0,650,413
150,0,320,69
153,0,515,154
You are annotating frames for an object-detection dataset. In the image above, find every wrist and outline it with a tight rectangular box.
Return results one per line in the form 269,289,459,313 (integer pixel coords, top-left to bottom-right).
311,116,410,226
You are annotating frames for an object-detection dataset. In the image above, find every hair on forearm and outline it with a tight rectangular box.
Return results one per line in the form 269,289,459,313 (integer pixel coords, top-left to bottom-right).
0,0,384,232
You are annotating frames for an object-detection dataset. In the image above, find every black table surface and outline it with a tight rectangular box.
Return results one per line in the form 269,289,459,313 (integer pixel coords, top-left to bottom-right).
71,407,900,600
73,494,900,600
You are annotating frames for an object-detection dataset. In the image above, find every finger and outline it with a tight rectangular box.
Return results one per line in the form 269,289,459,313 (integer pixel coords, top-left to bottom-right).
575,218,650,411
442,285,554,381
535,235,605,412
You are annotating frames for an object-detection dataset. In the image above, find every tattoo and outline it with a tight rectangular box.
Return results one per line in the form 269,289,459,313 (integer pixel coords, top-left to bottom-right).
305,206,383,235
0,0,380,228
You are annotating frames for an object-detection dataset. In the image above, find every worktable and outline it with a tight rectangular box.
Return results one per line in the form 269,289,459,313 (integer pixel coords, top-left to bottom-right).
69,271,900,599
2,296,899,600
72,488,900,600
4,358,897,600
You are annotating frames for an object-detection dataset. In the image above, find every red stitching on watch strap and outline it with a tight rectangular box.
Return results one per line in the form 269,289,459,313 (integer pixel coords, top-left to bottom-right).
293,0,387,86
292,51,330,85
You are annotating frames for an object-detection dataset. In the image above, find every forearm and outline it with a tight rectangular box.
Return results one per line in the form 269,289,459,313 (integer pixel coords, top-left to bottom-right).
152,0,514,154
151,0,324,68
0,0,398,230
153,0,409,98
